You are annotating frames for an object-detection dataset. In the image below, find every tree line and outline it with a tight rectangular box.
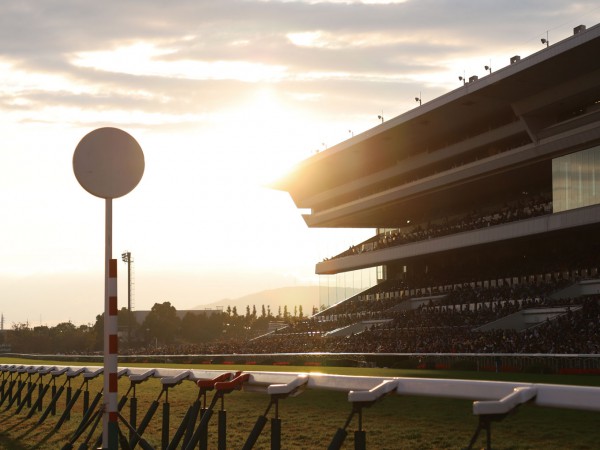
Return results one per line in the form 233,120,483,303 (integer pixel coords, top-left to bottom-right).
0,301,315,354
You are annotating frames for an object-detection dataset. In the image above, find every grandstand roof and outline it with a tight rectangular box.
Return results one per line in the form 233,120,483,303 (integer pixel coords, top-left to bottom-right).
275,22,600,230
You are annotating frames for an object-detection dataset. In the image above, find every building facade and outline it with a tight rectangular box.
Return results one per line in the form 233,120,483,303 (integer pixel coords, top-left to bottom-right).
276,23,600,309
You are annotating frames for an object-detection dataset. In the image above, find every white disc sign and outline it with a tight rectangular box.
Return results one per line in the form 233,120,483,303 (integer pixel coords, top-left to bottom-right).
73,127,145,199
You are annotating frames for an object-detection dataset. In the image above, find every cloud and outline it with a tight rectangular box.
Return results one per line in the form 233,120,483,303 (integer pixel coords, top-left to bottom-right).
2,0,600,326
1,0,599,127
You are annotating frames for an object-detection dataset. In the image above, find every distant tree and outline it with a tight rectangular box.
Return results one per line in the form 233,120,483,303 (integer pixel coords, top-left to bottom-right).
181,311,223,343
117,306,139,345
294,305,298,317
142,301,181,345
232,306,238,317
7,320,98,354
267,306,272,317
245,305,251,318
277,306,281,318
252,305,257,319
92,313,104,349
261,305,266,318
226,306,232,316
8,322,33,352
77,323,97,351
31,325,52,353
283,305,289,320
12,322,30,332
299,305,304,319
53,321,79,353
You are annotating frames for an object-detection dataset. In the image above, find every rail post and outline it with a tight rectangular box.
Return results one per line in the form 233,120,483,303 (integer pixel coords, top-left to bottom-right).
26,371,33,408
0,368,5,399
37,368,69,425
4,369,27,410
128,387,163,449
51,379,57,416
166,400,197,450
242,374,308,450
157,370,191,450
125,369,155,447
27,369,54,419
466,386,537,450
184,372,250,450
130,384,138,443
83,379,90,413
64,377,72,421
329,379,398,450
162,387,171,449
15,370,43,414
195,372,233,449
0,370,14,407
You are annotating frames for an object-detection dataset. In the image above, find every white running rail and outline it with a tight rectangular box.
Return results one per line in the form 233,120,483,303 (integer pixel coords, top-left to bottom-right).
2,363,600,415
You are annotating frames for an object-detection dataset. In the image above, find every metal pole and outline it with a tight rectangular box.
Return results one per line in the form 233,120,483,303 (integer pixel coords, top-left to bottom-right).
162,396,171,450
103,198,118,449
127,253,132,346
271,417,281,450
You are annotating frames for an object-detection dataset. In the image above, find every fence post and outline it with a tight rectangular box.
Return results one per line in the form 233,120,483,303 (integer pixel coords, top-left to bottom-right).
162,388,170,450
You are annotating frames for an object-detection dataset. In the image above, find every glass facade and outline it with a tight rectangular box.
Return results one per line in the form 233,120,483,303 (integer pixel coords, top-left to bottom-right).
319,266,379,310
553,145,600,212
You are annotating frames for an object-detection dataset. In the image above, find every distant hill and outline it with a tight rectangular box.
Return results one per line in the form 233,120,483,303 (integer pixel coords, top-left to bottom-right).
194,286,324,316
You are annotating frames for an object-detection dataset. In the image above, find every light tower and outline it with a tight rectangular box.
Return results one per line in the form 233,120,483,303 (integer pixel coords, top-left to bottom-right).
121,251,134,345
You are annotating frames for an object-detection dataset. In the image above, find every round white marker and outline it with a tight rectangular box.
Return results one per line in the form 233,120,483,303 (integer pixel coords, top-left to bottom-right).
73,127,145,199
72,126,144,448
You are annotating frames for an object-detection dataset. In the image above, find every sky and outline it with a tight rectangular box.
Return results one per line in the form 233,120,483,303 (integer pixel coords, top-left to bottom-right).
1,0,600,328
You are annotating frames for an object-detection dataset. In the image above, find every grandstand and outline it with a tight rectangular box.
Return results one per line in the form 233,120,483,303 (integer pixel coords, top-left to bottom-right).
273,22,600,352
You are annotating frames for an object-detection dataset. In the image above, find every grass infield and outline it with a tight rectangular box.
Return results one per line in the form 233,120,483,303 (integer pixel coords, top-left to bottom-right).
0,357,599,449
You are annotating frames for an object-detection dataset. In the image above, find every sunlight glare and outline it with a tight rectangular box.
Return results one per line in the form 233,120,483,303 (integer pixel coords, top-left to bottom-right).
210,88,312,187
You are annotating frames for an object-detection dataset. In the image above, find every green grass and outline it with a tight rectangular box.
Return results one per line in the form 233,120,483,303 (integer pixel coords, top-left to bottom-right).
1,357,599,449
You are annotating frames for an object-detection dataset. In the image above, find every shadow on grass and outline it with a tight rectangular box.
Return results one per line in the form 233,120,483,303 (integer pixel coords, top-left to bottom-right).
13,419,58,450
0,409,61,450
0,414,41,449
0,414,31,434
0,434,30,450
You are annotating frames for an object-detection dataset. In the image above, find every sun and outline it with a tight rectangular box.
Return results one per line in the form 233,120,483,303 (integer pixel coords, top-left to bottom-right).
208,88,313,188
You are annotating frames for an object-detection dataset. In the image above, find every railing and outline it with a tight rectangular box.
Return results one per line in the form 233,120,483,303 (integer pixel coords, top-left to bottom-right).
4,352,599,374
1,363,600,449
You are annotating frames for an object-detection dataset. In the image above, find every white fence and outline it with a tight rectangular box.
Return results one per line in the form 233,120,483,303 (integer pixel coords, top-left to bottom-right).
2,363,600,449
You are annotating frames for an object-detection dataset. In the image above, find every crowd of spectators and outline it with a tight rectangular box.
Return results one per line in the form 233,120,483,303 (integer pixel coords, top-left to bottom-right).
313,277,571,323
365,297,600,354
123,279,600,356
128,296,599,355
332,193,552,260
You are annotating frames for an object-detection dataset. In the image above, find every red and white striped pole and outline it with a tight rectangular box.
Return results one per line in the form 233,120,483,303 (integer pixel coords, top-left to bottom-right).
103,199,119,448
72,127,144,449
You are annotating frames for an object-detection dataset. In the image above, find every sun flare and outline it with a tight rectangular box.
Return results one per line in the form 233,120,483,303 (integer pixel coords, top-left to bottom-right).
209,88,313,187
